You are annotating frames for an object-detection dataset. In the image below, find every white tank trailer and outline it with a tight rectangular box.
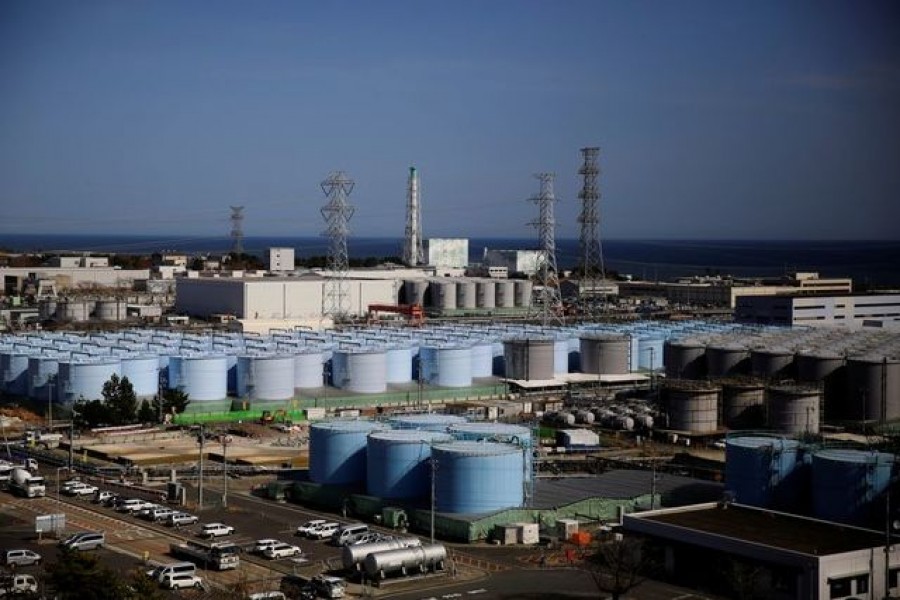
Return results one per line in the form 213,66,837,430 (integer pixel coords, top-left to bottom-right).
341,538,422,570
363,543,447,580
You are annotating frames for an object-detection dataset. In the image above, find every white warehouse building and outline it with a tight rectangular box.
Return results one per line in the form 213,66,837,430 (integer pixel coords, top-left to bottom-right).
483,249,544,276
175,275,400,322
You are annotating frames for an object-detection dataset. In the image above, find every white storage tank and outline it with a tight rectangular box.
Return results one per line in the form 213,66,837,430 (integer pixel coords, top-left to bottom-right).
469,341,494,378
496,281,515,308
167,354,228,408
385,346,414,384
58,357,122,405
419,345,472,388
332,348,388,394
476,279,497,309
293,349,325,389
119,354,160,400
456,280,477,309
236,353,295,402
513,280,533,307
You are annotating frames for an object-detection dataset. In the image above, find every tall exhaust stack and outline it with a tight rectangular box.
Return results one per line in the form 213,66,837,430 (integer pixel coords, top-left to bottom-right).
403,166,424,266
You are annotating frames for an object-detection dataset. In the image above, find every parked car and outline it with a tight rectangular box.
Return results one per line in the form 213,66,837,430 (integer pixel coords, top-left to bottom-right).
0,574,38,596
59,531,105,551
252,539,281,554
262,543,301,559
143,507,176,522
160,573,204,590
296,519,326,537
308,522,340,540
59,479,82,493
134,503,163,519
116,498,154,513
199,523,235,538
66,482,99,497
167,512,199,527
92,490,114,504
4,549,41,567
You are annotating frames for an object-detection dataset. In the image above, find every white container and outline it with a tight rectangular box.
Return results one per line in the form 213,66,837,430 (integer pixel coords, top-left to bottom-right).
516,522,539,545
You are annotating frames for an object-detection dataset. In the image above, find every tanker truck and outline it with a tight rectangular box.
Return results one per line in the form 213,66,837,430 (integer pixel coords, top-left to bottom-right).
9,468,46,498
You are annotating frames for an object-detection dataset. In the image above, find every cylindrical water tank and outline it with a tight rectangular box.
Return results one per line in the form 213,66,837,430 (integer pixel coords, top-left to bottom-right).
1,350,33,395
721,380,766,429
767,385,820,435
496,281,515,308
433,281,457,310
847,356,900,421
448,422,532,483
309,420,385,485
419,345,472,388
236,354,295,401
432,441,524,513
58,357,122,405
56,300,95,322
811,449,894,525
168,354,228,403
385,346,413,384
503,338,554,380
456,280,476,309
469,342,494,378
796,350,846,420
664,339,707,379
293,350,325,389
332,349,388,394
27,354,61,401
725,436,804,511
94,300,127,321
637,336,665,371
706,344,750,377
513,280,533,307
389,414,469,432
403,280,429,306
476,279,496,309
750,347,795,380
366,430,453,499
796,350,845,383
662,381,720,433
553,338,570,375
119,354,160,399
579,334,630,375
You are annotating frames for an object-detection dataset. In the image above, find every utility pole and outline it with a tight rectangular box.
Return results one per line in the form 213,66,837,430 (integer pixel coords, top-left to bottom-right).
430,453,437,544
197,424,205,510
221,435,232,508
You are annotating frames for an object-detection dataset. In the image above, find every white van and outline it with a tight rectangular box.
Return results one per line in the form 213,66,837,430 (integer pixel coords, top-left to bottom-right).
247,592,286,600
331,523,368,546
146,562,196,583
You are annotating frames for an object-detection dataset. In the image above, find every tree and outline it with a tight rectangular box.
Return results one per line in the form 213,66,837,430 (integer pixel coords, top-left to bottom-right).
152,388,190,417
136,399,156,423
46,547,128,599
123,567,166,600
586,537,654,600
72,398,107,429
101,374,138,425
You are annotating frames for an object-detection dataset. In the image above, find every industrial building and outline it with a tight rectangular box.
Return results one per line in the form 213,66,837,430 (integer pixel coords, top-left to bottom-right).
735,292,900,329
482,248,544,276
624,502,900,600
423,238,468,269
267,247,295,272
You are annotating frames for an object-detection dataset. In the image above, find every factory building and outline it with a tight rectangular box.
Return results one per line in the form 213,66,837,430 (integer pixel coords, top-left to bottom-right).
424,238,468,269
1,266,151,296
482,248,544,276
625,502,900,600
735,293,900,329
175,275,399,323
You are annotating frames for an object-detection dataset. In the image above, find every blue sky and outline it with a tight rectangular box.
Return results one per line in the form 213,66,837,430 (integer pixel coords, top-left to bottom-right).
1,1,898,240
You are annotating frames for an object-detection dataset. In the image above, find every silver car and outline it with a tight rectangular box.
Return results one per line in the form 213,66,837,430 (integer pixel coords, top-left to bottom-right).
4,549,42,567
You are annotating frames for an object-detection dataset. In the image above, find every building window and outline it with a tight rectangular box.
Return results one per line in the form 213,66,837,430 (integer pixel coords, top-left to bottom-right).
829,577,852,598
890,567,900,589
854,574,869,594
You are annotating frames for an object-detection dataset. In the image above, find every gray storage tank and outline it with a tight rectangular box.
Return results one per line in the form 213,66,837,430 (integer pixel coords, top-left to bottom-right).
503,338,555,380
496,281,515,308
579,334,630,375
663,339,707,379
750,347,795,380
721,380,766,429
456,280,477,309
767,384,820,435
662,380,720,433
847,356,900,422
706,344,750,378
476,279,496,309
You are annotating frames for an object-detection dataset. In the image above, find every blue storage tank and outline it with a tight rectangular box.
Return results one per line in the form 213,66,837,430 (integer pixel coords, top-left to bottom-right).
236,354,295,402
419,345,472,388
725,436,804,510
168,354,228,405
811,449,895,525
2,349,34,396
637,336,665,371
225,353,238,395
385,346,413,384
448,422,533,483
27,353,62,401
332,349,388,393
470,342,494,379
432,441,525,513
119,354,160,399
366,430,453,499
309,420,386,486
553,338,570,375
389,413,469,432
293,349,325,389
58,357,122,405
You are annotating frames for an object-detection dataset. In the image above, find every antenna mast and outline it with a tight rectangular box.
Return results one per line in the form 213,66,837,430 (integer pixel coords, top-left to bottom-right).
577,147,604,314
403,166,424,266
229,206,245,255
530,172,563,326
320,171,355,320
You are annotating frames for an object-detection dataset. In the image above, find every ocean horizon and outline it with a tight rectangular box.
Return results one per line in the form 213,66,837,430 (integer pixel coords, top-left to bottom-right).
1,234,898,286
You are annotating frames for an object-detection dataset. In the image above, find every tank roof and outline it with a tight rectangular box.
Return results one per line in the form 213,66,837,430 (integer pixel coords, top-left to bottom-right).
368,430,453,443
813,448,895,464
726,436,801,450
432,440,521,456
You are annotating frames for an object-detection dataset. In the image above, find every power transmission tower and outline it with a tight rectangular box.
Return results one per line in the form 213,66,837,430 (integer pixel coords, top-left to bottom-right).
229,206,245,255
402,166,424,266
320,171,355,320
529,172,563,326
577,147,604,315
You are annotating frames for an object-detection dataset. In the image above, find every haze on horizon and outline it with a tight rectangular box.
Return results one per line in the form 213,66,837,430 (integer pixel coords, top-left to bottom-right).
1,1,898,241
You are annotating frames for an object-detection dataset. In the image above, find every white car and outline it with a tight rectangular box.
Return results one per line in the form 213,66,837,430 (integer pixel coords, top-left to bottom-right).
60,478,82,492
262,543,301,559
167,512,199,527
92,490,114,504
252,539,281,554
200,522,235,538
296,519,327,537
65,482,99,497
116,498,154,513
161,573,204,590
308,522,340,540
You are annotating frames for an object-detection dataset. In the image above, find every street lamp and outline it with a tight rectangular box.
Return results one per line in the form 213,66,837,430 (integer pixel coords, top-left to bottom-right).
221,435,232,508
55,466,68,505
